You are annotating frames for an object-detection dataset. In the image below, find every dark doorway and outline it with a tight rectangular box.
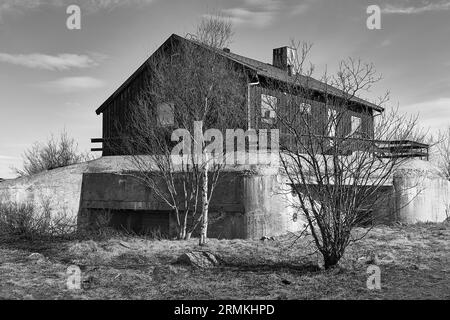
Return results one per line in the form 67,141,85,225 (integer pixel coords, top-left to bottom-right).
104,209,171,236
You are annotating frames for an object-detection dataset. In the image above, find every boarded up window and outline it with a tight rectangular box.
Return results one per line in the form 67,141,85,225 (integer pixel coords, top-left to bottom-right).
261,94,277,124
350,116,362,136
157,102,174,126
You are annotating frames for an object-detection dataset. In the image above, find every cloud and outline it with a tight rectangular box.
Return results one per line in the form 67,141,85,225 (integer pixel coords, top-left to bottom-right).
0,53,104,71
291,3,311,15
0,0,155,21
221,0,313,28
402,97,450,131
39,76,105,92
222,7,276,28
382,1,450,14
0,0,40,21
69,0,156,13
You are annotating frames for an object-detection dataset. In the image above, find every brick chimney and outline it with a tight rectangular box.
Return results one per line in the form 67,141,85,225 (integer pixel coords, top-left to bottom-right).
273,46,297,76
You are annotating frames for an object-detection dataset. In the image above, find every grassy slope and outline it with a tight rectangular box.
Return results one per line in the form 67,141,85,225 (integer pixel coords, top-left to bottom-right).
0,223,448,300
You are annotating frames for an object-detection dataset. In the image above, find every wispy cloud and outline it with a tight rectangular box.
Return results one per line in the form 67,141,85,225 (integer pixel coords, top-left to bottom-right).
70,0,156,13
403,97,450,131
221,0,313,28
0,0,155,21
0,53,104,71
38,76,105,92
222,7,277,28
382,1,450,14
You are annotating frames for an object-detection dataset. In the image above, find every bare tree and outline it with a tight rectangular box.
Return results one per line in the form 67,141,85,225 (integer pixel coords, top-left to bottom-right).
268,42,423,268
116,15,246,242
15,131,91,177
436,126,450,180
194,12,233,49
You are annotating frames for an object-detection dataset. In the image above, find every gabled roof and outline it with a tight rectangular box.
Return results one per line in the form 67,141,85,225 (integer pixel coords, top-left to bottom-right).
96,33,383,114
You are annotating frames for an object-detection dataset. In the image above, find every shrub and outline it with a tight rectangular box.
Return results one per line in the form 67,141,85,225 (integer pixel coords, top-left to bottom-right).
0,201,77,240
15,131,91,177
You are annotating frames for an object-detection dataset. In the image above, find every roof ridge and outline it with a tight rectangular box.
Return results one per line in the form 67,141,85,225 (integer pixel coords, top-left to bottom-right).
96,33,383,114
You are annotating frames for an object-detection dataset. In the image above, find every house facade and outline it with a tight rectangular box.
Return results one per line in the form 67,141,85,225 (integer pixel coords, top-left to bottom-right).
93,34,383,157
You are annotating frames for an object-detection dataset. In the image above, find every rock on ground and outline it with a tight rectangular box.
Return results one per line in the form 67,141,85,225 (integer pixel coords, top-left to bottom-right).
176,251,220,268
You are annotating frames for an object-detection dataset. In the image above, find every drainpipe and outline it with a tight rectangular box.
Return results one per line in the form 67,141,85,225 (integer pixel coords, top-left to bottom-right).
247,78,260,130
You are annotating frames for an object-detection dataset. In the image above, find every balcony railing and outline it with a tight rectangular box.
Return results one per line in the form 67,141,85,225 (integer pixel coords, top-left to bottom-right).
92,135,430,160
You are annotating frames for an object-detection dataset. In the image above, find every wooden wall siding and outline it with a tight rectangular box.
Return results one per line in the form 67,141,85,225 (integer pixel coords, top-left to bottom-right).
250,85,374,141
102,67,151,156
103,81,374,156
101,60,374,156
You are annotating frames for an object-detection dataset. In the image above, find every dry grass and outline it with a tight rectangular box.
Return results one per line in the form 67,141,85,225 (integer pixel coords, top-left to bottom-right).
0,223,448,300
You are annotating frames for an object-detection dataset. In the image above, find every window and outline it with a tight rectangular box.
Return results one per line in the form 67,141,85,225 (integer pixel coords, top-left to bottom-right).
327,109,337,138
157,102,175,126
299,102,311,115
350,116,362,137
261,94,277,124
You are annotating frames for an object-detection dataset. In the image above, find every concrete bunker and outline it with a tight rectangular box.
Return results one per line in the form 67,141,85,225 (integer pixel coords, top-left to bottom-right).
0,156,448,239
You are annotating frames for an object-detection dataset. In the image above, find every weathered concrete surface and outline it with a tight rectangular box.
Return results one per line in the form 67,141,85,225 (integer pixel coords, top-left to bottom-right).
393,159,450,223
0,157,141,222
0,162,87,221
1,156,449,239
78,165,303,239
241,171,301,238
0,156,301,239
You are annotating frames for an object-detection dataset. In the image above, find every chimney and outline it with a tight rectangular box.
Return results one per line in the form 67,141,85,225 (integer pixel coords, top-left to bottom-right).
273,46,297,76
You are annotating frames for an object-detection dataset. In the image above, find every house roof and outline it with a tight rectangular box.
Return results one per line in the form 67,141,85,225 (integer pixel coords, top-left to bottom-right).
96,33,384,114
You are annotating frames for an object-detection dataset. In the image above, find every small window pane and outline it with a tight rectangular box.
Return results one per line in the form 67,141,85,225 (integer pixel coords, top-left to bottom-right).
351,116,362,136
261,94,277,124
300,102,311,114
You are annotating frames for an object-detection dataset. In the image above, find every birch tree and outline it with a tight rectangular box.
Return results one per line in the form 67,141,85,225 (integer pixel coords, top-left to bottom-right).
117,15,246,242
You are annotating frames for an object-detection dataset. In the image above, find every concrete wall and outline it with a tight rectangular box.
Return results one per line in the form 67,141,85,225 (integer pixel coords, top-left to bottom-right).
1,156,448,239
78,166,303,239
393,159,450,223
0,156,144,223
241,172,302,238
0,163,88,222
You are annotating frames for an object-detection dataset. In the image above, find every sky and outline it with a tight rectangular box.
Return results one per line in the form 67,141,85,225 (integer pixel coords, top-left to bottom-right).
0,0,449,178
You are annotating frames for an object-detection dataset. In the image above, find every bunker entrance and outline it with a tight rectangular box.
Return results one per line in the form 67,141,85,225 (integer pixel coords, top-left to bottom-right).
96,209,172,236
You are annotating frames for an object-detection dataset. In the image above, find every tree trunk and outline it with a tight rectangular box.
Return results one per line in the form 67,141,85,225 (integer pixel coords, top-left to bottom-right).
323,252,341,269
199,157,209,246
181,211,188,240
